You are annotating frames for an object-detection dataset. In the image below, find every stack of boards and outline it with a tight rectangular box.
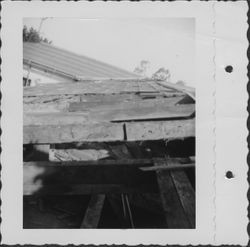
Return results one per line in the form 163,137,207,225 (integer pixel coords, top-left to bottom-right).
23,79,195,229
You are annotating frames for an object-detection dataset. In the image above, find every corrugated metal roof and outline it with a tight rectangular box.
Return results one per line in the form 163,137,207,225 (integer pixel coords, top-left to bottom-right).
23,42,139,80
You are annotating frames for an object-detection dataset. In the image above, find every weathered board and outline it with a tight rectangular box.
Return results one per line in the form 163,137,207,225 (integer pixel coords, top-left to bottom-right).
169,160,195,228
126,119,195,141
24,157,193,168
24,96,193,124
80,194,105,228
23,78,195,229
23,123,124,144
23,119,195,144
23,80,173,97
24,93,187,114
154,159,190,228
24,113,89,126
69,99,194,122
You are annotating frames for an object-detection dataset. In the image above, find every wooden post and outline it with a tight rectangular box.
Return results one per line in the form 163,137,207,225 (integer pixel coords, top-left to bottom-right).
169,160,195,228
154,159,190,228
80,194,105,228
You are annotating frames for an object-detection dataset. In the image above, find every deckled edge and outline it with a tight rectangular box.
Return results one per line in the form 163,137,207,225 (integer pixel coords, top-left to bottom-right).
0,1,2,245
212,1,217,244
247,1,250,246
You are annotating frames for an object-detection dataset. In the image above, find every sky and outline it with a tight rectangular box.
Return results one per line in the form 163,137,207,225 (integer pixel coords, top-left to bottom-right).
24,18,195,86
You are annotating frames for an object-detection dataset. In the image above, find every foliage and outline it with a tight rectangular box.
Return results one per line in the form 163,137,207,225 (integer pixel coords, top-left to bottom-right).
152,67,170,81
23,25,52,44
134,60,150,77
176,80,186,86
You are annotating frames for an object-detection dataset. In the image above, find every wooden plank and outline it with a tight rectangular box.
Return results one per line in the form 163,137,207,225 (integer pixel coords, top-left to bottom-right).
23,94,80,104
126,119,195,141
23,119,194,144
23,123,124,144
69,99,194,121
124,142,167,217
80,194,105,228
49,148,110,162
155,81,195,100
140,163,195,172
71,95,184,108
23,81,139,97
24,157,192,167
107,143,133,159
23,80,192,97
24,93,140,107
24,113,89,126
170,160,195,228
24,96,193,124
154,159,190,228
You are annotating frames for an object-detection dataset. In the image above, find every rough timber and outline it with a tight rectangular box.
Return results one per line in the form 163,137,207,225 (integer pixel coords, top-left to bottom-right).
23,79,196,229
23,79,195,143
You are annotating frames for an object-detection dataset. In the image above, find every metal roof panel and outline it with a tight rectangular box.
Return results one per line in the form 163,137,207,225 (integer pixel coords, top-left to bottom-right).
23,42,139,79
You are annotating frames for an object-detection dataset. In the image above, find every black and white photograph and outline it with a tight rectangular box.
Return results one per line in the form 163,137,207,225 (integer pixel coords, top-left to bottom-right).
1,1,248,245
23,17,196,229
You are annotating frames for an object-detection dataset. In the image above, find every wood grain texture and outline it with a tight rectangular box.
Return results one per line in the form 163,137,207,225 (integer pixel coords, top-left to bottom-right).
23,80,153,97
170,160,195,228
80,194,105,228
154,159,190,228
68,99,194,122
23,123,124,144
24,113,89,126
24,157,193,167
23,80,189,97
126,119,195,141
24,119,194,144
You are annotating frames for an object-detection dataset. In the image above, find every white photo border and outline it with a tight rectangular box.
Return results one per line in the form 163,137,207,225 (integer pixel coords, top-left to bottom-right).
1,1,248,245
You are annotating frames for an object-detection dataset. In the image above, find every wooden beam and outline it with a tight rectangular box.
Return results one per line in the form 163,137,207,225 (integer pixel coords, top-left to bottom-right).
24,113,89,126
170,160,195,228
140,163,195,172
23,81,143,97
68,99,194,122
24,157,193,167
23,119,194,144
23,123,124,144
80,194,105,228
126,119,195,141
154,159,190,228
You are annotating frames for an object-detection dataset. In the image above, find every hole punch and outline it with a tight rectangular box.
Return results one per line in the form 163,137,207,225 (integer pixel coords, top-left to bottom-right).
225,171,234,179
225,65,233,73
